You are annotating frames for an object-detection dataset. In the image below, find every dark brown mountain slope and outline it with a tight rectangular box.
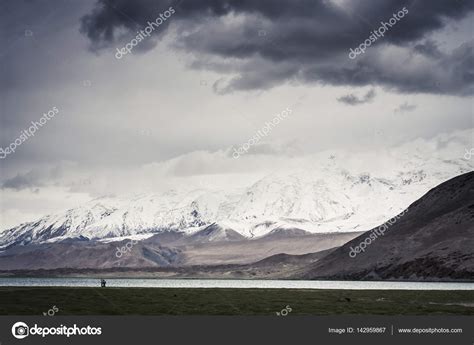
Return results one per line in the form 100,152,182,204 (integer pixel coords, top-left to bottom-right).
298,171,474,281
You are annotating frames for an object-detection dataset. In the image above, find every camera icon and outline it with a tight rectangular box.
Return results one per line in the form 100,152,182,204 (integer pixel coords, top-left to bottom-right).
12,322,29,339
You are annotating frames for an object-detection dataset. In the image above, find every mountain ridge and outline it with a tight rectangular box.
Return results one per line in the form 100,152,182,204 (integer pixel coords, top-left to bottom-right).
297,171,474,281
1,148,471,249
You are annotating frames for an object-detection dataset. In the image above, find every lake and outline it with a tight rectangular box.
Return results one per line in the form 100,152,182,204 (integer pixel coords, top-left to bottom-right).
0,278,472,290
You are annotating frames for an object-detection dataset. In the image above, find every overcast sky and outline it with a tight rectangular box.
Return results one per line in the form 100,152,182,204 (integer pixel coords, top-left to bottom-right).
0,0,473,229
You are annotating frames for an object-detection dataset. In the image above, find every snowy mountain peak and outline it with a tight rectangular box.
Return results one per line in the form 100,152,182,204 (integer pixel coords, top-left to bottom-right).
1,148,472,248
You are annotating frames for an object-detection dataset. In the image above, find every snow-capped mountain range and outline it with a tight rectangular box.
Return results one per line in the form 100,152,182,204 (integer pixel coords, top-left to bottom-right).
1,149,472,249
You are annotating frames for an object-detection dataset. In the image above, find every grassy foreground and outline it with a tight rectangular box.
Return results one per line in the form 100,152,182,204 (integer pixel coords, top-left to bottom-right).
0,287,473,315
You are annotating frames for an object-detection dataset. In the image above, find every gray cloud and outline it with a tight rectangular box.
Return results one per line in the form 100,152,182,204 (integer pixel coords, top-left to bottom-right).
1,171,44,190
79,0,474,95
413,39,444,59
1,163,74,191
337,89,376,106
394,102,417,113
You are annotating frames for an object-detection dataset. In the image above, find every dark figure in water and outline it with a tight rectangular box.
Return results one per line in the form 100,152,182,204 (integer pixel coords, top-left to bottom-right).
100,279,106,287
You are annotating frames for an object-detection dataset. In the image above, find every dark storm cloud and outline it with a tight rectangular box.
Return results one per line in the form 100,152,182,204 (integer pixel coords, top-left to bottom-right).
413,39,444,59
337,89,376,106
80,0,474,95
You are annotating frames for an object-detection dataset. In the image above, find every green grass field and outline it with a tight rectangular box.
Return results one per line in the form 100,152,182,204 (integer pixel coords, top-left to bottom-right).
0,287,473,315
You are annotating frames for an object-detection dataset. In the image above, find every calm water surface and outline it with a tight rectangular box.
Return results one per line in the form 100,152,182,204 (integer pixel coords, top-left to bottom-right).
0,278,472,290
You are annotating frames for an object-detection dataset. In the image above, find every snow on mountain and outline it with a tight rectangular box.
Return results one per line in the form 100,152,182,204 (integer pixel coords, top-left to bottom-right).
1,132,472,248
0,201,119,249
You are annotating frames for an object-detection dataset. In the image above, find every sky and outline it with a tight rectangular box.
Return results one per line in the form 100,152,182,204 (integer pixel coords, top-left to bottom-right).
0,0,473,229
